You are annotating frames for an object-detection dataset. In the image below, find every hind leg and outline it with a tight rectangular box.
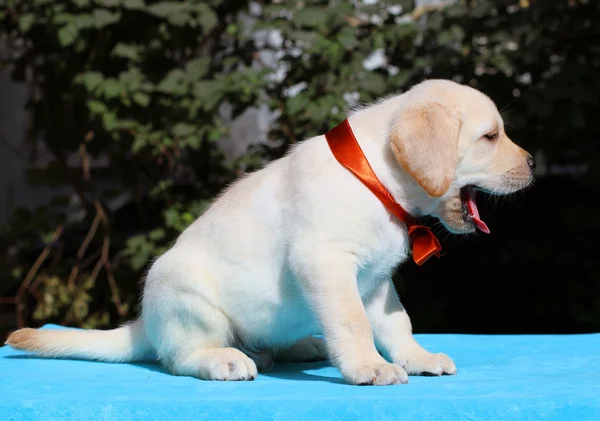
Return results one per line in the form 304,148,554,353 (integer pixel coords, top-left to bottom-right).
143,250,257,381
145,296,258,380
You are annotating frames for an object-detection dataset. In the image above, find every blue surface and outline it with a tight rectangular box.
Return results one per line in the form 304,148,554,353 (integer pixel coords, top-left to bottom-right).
1,325,599,420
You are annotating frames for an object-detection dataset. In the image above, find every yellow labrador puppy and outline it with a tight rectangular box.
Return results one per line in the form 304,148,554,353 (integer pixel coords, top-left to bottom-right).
7,79,534,385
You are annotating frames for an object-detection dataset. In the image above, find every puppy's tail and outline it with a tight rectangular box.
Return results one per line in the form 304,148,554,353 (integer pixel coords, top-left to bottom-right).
5,318,154,363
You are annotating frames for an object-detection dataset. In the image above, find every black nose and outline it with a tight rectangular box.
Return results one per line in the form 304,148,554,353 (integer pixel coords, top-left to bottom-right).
527,155,536,172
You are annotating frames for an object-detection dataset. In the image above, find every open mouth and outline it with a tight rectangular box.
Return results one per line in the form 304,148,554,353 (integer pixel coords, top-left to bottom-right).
460,185,490,234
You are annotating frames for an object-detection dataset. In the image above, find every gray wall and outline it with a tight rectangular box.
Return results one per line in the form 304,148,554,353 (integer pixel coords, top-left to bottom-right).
0,64,31,225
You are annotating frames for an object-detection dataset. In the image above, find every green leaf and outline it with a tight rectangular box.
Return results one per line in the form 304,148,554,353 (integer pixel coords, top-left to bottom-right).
123,0,144,9
328,2,355,27
157,69,186,94
393,22,417,38
263,4,286,14
359,72,386,95
112,43,140,60
115,118,140,131
490,53,513,75
18,13,35,33
196,3,217,32
42,230,57,245
427,12,443,31
130,252,151,272
53,13,72,25
86,99,107,115
72,0,91,7
118,67,144,91
11,267,23,280
471,1,493,19
450,25,465,41
293,7,328,28
102,111,118,130
437,29,454,45
287,30,319,46
192,80,224,107
172,122,196,137
57,23,79,46
337,27,359,50
387,0,412,9
207,128,224,142
360,4,381,15
373,33,385,50
146,1,177,18
187,135,201,148
92,9,121,28
74,13,95,29
445,4,466,18
149,179,173,196
94,0,120,7
226,23,237,35
146,2,206,27
102,78,122,98
183,211,194,223
132,134,148,152
166,10,189,26
163,206,181,229
132,92,150,107
75,72,104,92
391,69,412,86
185,57,211,80
286,93,309,116
148,228,165,241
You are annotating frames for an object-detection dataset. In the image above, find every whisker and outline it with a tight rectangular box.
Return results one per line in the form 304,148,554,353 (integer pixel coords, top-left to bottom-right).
499,98,519,115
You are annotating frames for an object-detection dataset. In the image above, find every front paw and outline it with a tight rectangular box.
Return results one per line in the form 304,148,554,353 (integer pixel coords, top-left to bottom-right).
397,351,456,376
341,358,409,386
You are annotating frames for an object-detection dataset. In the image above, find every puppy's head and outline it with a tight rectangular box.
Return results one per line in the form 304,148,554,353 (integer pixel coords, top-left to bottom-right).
389,80,534,234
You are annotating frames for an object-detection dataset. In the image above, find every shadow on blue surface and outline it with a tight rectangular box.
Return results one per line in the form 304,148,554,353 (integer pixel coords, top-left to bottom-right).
262,361,346,384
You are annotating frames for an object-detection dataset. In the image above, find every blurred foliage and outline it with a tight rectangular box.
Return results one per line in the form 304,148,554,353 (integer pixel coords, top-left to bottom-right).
0,0,599,334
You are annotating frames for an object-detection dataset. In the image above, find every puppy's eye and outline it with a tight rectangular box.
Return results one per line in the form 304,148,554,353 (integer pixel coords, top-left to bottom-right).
483,132,498,141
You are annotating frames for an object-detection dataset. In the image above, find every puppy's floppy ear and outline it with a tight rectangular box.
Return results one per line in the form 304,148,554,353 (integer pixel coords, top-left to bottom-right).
390,103,460,198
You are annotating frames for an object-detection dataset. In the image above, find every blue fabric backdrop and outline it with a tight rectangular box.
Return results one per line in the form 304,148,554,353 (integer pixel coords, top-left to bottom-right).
1,325,599,420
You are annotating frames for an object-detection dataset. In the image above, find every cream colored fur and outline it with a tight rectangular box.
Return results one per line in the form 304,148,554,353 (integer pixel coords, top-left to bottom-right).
6,80,533,385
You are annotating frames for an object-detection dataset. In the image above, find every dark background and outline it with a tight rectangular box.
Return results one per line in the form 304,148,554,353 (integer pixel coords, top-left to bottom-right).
401,177,600,334
1,0,598,340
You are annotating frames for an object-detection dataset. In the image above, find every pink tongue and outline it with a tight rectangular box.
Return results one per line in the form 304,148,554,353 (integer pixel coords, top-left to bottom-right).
465,186,490,234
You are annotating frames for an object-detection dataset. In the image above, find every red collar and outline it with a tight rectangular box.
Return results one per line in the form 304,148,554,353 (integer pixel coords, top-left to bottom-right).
325,119,441,266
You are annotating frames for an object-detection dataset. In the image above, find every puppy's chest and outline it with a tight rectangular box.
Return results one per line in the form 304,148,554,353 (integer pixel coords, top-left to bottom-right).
356,219,409,290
